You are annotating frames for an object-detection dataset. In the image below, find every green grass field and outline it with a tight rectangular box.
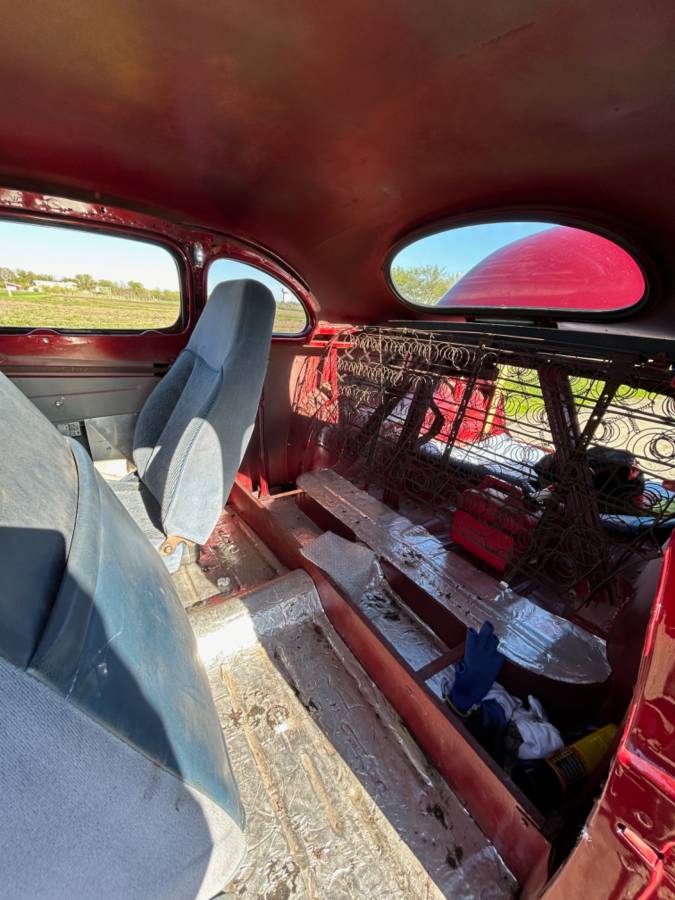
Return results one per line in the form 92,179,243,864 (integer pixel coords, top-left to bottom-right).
0,290,179,330
0,290,308,333
272,301,308,333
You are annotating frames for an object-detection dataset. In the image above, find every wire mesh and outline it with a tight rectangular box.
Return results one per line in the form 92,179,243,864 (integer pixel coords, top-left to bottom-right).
294,327,675,610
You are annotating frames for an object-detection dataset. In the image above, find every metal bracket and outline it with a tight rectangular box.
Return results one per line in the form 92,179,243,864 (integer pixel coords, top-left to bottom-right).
159,535,187,556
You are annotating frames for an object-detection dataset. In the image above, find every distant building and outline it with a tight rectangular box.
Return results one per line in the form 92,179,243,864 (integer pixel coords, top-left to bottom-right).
4,281,21,293
30,279,77,291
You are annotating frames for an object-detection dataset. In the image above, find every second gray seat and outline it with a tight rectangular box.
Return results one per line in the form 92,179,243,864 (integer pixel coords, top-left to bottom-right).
109,279,275,570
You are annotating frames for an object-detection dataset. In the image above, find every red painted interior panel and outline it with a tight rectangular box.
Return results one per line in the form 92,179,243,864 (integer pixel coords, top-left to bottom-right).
0,3,672,333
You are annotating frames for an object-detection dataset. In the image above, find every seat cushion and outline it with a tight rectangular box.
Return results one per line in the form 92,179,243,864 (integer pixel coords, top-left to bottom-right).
0,370,246,897
1,653,245,900
108,475,184,573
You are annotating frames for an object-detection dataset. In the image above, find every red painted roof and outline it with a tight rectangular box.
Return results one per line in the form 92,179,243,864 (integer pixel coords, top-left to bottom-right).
0,4,673,332
438,226,645,311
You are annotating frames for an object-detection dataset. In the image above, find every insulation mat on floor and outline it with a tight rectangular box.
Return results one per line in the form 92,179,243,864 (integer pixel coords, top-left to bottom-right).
188,569,516,899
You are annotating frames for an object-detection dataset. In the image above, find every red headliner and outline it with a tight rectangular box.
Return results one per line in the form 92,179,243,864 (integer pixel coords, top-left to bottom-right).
0,2,674,333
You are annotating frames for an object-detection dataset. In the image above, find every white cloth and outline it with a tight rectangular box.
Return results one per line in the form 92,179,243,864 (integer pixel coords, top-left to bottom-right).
484,682,522,721
513,716,565,760
477,680,563,760
512,695,564,760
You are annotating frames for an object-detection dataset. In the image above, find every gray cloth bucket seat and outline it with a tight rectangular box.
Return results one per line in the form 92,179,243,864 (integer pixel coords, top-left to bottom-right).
108,279,275,571
0,370,246,899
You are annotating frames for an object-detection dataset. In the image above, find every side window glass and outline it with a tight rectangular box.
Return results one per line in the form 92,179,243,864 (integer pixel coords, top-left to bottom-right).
208,259,308,335
389,222,645,314
0,220,181,331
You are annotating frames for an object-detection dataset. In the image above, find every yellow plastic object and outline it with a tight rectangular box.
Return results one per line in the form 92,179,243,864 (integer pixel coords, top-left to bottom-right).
546,723,618,791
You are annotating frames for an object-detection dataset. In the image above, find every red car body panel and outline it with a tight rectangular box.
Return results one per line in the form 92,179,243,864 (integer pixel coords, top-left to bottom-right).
438,225,646,312
547,538,675,898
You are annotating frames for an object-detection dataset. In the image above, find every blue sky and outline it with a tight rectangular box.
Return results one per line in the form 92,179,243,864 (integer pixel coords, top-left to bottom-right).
0,217,555,296
0,219,299,300
208,259,297,303
392,222,554,275
0,220,180,289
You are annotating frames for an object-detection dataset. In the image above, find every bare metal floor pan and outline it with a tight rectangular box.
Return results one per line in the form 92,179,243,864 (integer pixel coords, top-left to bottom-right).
172,509,286,609
188,570,516,899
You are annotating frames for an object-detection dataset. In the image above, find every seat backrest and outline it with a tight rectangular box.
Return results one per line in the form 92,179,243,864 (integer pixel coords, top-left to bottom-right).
133,279,275,543
0,371,246,898
0,370,78,667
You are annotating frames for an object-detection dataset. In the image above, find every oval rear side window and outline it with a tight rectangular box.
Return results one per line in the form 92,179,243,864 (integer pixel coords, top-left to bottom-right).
389,222,646,315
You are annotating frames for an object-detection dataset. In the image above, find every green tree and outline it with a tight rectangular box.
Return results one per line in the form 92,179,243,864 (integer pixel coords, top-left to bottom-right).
15,269,38,289
74,273,96,292
127,280,145,297
391,264,459,306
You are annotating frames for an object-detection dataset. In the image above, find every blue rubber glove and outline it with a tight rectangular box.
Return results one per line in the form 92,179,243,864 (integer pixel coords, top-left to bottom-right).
449,622,505,713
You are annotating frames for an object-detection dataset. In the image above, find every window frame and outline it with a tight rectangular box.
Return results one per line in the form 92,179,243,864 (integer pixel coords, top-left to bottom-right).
206,255,312,339
384,211,653,323
0,214,188,336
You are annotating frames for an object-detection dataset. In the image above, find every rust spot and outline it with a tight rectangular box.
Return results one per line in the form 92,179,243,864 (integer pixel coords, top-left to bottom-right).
247,703,265,726
445,849,458,869
426,802,448,829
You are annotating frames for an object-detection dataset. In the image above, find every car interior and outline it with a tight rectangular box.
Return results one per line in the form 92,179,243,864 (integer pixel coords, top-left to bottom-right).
0,4,674,899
